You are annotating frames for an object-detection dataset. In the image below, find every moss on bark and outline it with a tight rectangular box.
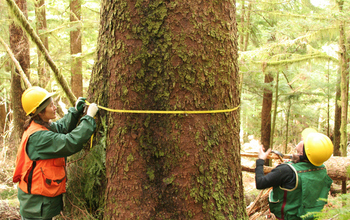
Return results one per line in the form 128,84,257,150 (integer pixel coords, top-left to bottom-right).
89,0,246,219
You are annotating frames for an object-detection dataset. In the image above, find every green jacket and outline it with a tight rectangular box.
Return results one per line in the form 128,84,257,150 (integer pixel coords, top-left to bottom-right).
269,162,332,220
18,107,96,219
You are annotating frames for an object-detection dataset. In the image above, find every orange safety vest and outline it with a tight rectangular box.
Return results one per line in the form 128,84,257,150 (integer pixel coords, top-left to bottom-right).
13,121,66,197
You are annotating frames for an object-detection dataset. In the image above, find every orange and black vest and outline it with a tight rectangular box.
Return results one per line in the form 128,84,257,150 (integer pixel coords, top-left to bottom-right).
13,121,66,197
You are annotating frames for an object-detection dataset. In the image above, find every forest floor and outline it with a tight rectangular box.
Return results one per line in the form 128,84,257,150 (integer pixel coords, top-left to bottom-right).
0,138,346,219
0,145,20,220
0,137,266,219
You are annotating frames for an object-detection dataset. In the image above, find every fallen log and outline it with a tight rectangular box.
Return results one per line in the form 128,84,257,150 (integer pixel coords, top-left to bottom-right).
330,184,350,194
241,152,291,160
241,156,350,181
324,156,350,181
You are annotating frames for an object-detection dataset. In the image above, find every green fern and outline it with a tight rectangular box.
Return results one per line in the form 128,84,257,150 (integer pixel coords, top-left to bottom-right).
64,116,107,219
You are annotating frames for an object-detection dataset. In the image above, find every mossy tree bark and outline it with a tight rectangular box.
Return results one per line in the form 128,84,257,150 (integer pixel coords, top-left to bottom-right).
9,0,29,145
89,0,245,219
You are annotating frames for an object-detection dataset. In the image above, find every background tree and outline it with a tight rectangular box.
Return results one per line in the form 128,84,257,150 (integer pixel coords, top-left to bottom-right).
70,0,83,97
35,0,50,88
88,0,245,219
338,0,349,157
333,73,342,156
9,0,29,145
0,1,10,136
261,66,273,164
238,0,341,151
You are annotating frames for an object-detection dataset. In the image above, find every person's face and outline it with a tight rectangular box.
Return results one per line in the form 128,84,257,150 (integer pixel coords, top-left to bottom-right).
38,101,57,122
295,141,304,155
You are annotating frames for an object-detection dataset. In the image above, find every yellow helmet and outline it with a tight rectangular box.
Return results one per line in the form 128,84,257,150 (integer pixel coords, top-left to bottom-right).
301,128,318,141
22,86,55,116
303,130,333,166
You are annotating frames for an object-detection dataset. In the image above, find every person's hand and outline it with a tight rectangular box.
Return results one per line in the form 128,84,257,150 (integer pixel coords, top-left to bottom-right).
258,145,272,160
87,103,98,117
75,97,87,113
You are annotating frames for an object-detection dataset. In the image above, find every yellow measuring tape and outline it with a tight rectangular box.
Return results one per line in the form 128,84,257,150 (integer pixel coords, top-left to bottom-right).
85,101,240,114
85,101,240,148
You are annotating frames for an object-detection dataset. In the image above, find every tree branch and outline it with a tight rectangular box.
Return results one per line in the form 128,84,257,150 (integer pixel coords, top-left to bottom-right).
0,36,31,89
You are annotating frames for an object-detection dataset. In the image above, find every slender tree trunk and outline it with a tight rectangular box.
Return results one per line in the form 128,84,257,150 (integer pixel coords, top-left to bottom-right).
35,0,49,88
338,0,348,156
0,4,9,135
243,2,251,51
0,97,6,134
334,73,342,156
70,0,83,97
327,60,330,137
9,0,29,145
89,0,245,219
240,0,245,49
285,98,291,154
270,72,279,151
261,64,273,165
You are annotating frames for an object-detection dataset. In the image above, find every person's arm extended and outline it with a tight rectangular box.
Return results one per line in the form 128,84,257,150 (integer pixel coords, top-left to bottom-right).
27,115,96,160
50,107,82,134
255,159,294,189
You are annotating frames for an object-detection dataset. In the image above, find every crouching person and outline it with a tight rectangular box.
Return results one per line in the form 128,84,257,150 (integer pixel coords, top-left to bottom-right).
255,128,333,220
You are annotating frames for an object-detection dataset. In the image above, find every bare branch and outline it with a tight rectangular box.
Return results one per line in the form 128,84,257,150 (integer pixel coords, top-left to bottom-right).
0,36,31,89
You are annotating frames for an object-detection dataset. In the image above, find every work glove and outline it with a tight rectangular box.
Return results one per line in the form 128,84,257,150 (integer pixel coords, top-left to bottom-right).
87,103,98,117
75,97,87,113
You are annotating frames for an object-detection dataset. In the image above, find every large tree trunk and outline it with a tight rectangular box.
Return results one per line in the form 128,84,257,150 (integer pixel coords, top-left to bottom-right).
35,0,50,88
70,0,83,97
89,0,245,219
9,0,29,145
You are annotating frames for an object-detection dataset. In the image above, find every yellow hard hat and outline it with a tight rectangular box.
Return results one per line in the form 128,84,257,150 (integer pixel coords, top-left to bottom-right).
22,86,55,116
301,128,318,141
302,129,333,166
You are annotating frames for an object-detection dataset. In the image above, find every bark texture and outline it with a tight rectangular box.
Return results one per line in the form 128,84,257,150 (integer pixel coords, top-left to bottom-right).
89,0,245,219
9,0,29,144
35,0,50,88
0,101,6,134
261,71,273,153
70,0,83,97
333,74,341,156
338,0,349,157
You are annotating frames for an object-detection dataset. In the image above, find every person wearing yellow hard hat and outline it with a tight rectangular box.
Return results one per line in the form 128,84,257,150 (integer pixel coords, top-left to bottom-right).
255,128,333,220
13,86,99,220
